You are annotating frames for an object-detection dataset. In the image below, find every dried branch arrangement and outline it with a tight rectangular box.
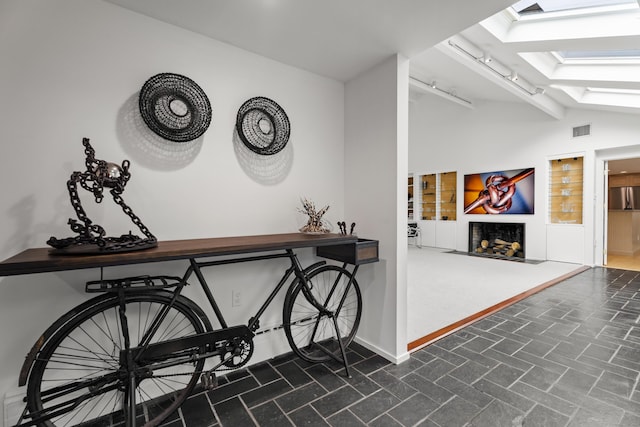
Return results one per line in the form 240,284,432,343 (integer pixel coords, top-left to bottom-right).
298,197,330,233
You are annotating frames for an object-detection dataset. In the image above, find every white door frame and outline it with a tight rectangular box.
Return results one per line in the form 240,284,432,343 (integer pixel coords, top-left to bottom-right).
595,146,640,266
603,160,608,266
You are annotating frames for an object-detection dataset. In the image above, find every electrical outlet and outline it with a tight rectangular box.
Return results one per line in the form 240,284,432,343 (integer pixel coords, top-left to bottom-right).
232,290,241,307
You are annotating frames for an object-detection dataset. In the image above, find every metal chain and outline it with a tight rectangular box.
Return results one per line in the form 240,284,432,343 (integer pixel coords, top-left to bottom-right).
47,139,156,253
111,191,155,242
143,338,254,381
151,364,236,380
67,172,106,238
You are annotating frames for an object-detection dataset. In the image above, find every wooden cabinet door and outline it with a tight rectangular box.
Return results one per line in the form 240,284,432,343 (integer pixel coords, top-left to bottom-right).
609,174,629,187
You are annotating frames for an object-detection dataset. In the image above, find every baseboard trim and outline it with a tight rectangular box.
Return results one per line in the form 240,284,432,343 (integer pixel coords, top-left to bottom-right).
4,388,24,427
407,265,591,352
354,337,411,365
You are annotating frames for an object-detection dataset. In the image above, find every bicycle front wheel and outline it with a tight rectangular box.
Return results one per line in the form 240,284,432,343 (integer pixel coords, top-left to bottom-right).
26,291,210,427
283,265,362,363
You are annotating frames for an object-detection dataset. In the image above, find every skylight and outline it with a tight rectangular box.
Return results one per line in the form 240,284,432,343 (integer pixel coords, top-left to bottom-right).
434,0,640,115
512,0,637,15
557,49,640,61
588,87,640,95
559,49,640,59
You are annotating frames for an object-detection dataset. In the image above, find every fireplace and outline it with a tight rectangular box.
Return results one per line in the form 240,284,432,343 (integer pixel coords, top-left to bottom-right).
469,222,525,260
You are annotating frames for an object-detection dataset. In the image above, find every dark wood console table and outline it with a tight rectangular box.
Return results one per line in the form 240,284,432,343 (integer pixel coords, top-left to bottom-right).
3,232,380,427
0,233,360,277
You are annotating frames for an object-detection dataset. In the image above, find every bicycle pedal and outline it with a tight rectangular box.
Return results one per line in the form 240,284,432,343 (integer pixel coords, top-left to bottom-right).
200,371,218,390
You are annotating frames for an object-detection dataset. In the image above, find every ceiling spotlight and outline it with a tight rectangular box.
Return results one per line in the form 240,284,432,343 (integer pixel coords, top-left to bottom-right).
409,77,473,109
447,39,544,98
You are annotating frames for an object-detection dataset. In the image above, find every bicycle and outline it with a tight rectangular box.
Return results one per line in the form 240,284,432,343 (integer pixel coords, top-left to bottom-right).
12,242,371,427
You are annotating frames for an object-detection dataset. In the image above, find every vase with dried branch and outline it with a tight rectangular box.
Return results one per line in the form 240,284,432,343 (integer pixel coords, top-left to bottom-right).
297,197,331,234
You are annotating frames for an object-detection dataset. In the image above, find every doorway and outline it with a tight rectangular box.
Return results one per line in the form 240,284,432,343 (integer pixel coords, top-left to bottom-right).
605,157,640,271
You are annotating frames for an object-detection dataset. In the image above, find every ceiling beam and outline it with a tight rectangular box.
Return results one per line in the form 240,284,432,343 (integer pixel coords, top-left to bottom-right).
438,36,565,119
409,77,474,109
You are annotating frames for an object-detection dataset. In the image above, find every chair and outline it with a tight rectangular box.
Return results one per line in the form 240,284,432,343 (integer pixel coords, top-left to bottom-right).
407,222,422,248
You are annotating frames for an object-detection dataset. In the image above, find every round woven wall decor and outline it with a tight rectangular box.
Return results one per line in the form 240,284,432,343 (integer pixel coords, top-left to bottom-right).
139,73,212,142
236,97,290,155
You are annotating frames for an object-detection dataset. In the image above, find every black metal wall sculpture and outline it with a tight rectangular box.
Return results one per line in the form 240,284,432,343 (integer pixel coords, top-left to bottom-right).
139,73,212,142
236,96,290,155
47,138,157,254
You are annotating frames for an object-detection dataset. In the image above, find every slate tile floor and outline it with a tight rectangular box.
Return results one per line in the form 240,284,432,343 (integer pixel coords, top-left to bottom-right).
167,267,640,426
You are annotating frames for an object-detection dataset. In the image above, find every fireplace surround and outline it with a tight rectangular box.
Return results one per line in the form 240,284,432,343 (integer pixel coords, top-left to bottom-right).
469,222,525,260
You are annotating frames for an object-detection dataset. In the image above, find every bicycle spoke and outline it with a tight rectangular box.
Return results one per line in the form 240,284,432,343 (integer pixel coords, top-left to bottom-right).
48,346,115,362
156,313,193,343
40,380,114,406
156,310,179,340
63,332,119,369
40,355,114,372
70,388,111,426
100,309,119,352
284,266,362,364
88,315,122,354
28,292,207,427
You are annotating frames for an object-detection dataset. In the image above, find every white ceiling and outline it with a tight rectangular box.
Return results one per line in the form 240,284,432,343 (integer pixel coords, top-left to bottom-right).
104,0,640,173
104,0,640,120
410,1,640,118
104,0,514,82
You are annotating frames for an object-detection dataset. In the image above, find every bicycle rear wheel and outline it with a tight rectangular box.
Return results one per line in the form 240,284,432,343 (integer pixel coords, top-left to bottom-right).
283,265,362,363
26,291,210,427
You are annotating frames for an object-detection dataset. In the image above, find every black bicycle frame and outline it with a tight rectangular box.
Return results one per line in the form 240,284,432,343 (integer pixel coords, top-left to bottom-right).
186,249,326,331
123,249,327,370
23,249,344,427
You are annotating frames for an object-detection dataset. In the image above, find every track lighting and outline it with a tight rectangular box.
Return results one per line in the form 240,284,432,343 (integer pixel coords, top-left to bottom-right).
448,40,546,97
409,77,473,109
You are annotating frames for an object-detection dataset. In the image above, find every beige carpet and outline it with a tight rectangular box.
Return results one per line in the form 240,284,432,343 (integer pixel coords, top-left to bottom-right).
407,246,584,343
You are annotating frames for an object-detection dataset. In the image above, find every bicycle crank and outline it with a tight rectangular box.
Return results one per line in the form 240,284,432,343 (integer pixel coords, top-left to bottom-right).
221,336,254,368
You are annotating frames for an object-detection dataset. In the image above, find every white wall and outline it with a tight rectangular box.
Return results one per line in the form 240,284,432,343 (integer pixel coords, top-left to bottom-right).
0,0,348,420
409,95,640,265
345,55,410,364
